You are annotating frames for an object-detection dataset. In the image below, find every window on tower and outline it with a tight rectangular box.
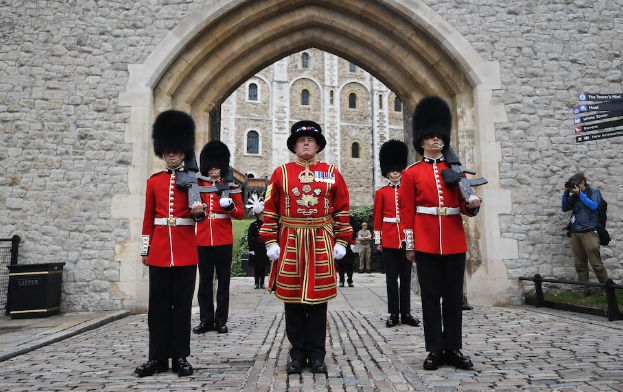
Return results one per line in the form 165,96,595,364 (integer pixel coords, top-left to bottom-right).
247,130,259,154
349,62,356,73
349,93,357,109
301,89,310,106
395,97,402,112
248,83,258,101
302,52,309,69
351,142,360,159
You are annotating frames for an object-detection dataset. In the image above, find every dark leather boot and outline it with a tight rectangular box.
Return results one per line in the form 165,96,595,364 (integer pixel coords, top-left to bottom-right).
172,357,193,376
215,321,228,334
444,349,474,370
401,314,421,327
134,359,168,377
386,314,399,327
423,351,444,370
192,321,214,334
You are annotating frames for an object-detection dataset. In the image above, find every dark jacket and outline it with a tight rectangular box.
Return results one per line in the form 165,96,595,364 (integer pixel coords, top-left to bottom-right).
247,218,270,268
561,185,601,233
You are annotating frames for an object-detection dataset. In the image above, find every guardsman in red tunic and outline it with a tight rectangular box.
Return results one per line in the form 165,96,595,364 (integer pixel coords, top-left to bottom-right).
192,141,244,335
373,140,420,328
135,110,206,378
260,120,352,375
399,96,481,371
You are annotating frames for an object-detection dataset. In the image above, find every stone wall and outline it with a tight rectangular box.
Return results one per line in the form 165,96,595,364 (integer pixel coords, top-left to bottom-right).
428,0,623,286
0,0,206,311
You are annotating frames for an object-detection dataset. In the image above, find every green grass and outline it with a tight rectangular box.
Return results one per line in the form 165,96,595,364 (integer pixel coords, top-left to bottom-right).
525,290,623,311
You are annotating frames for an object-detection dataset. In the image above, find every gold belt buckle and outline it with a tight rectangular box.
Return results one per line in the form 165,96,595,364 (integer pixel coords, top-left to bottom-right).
208,213,215,219
395,217,400,223
167,217,177,226
437,207,447,216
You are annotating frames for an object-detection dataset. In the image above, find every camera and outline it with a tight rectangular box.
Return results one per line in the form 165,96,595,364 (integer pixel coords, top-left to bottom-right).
565,181,577,189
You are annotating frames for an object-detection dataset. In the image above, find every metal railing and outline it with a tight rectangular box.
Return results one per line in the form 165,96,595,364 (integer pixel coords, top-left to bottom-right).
519,274,623,321
0,235,20,315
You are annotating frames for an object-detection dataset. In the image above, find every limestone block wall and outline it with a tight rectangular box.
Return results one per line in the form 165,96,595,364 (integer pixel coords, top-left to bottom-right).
0,0,207,311
427,1,623,289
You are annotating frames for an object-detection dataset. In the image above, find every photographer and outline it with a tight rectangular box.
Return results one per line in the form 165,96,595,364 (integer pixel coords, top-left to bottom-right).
561,173,608,294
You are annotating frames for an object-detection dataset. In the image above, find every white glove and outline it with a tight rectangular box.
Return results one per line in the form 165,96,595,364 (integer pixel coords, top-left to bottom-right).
266,244,281,260
350,244,355,252
248,251,255,255
219,197,234,209
333,244,346,260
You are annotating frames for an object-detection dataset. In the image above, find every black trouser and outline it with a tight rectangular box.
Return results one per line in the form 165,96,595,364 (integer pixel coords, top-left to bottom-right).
254,266,266,286
148,264,196,360
197,245,232,325
338,249,354,284
284,302,328,363
415,252,465,352
383,247,412,315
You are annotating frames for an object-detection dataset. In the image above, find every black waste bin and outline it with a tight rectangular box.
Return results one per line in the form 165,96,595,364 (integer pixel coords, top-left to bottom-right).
7,262,65,319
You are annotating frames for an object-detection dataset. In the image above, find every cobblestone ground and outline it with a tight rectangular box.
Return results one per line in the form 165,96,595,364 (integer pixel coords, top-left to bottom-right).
1,306,623,391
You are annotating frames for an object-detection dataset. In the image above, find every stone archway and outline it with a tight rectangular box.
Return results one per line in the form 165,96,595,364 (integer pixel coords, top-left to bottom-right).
114,0,517,311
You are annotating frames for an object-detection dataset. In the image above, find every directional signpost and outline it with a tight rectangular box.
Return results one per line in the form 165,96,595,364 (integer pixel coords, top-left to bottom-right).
574,93,623,143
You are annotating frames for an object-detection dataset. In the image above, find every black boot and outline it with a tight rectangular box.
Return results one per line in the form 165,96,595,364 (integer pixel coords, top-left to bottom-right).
423,351,444,370
172,357,193,376
386,314,399,328
134,359,168,377
444,349,474,370
401,314,421,327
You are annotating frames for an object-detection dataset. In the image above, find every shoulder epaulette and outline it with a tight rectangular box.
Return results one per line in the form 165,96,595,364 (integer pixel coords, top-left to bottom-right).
149,171,166,178
405,161,420,169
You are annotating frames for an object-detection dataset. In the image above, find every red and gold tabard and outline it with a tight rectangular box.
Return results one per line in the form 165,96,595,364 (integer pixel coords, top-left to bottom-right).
196,179,244,246
260,157,352,304
399,159,475,254
141,169,199,267
373,183,403,249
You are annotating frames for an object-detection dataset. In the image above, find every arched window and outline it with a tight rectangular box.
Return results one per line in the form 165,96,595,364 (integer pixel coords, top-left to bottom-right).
379,94,383,109
351,142,360,158
248,83,258,101
246,173,255,179
394,97,402,112
301,89,310,106
349,62,356,73
302,52,309,69
329,90,334,105
246,130,259,154
348,93,357,109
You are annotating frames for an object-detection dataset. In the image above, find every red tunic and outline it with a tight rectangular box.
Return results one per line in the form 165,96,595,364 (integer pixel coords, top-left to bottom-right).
196,179,244,246
399,160,475,254
373,184,403,249
141,170,198,267
260,158,352,304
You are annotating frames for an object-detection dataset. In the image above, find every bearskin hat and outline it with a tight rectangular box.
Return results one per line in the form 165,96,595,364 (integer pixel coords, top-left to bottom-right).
287,120,326,153
200,140,230,177
152,110,196,157
379,140,408,178
412,96,452,155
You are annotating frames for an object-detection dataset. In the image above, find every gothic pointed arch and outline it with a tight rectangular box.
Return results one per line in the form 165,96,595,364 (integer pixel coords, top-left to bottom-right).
118,0,513,310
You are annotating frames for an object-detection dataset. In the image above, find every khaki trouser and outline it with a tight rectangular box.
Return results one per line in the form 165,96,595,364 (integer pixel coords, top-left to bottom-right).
359,242,371,272
571,231,608,283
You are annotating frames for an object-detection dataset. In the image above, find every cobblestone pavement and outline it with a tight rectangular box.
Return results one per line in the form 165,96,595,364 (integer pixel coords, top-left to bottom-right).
1,274,623,391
